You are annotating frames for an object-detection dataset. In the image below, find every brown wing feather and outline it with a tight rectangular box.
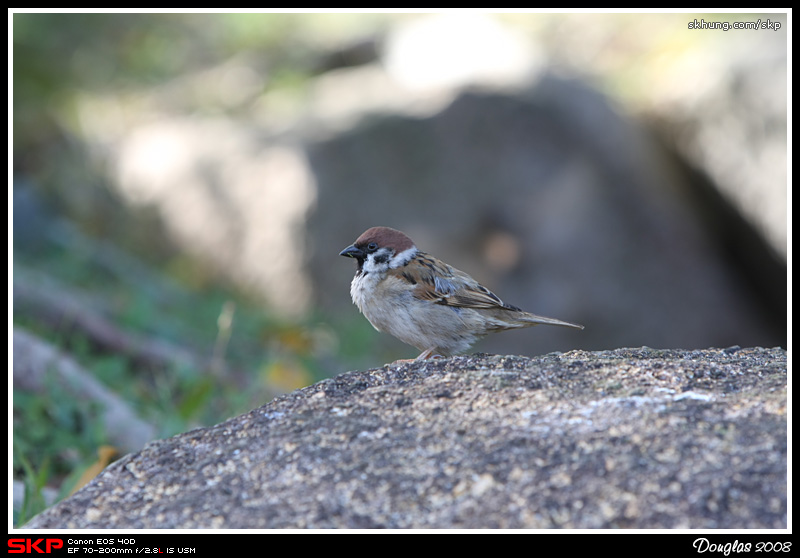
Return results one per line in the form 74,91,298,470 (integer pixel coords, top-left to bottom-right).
389,252,584,330
396,253,518,310
445,283,520,310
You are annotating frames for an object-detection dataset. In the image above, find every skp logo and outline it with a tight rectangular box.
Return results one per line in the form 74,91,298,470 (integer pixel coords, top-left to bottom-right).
8,539,64,553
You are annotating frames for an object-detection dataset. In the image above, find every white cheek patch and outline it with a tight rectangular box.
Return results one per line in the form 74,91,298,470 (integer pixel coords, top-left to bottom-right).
363,248,393,274
390,247,418,268
362,246,418,274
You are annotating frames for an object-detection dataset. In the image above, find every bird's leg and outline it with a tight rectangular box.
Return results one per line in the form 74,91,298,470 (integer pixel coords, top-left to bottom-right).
389,349,444,365
416,348,444,360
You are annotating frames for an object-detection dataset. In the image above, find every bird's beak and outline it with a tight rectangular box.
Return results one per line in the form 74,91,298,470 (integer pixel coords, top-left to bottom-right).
339,244,365,259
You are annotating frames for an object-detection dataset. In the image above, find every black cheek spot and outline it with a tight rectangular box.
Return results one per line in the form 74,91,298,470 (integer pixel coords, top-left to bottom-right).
373,253,389,264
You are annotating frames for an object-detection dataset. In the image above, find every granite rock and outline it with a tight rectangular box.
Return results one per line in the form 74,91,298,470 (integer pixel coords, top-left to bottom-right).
24,346,786,529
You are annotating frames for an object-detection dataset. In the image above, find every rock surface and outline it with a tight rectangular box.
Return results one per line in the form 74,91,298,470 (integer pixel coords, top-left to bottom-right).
25,347,786,529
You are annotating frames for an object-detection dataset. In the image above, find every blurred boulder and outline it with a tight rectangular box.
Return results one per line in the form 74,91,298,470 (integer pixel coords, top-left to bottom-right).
111,119,317,317
81,15,784,357
305,75,784,356
646,17,787,263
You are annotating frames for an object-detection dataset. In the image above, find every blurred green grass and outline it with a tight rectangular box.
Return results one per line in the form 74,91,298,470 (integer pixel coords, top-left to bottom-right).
13,8,384,514
12,225,379,524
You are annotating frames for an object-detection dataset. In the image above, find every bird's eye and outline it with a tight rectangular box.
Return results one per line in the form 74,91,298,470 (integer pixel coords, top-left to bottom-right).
367,242,378,253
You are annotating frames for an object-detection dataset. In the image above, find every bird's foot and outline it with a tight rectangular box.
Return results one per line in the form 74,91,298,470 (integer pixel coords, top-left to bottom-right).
415,348,445,360
388,349,445,365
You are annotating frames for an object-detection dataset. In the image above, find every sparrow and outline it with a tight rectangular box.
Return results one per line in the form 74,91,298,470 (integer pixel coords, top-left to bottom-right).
339,226,583,359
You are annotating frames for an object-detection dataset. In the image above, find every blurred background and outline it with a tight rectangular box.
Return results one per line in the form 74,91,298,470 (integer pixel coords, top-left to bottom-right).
11,11,787,523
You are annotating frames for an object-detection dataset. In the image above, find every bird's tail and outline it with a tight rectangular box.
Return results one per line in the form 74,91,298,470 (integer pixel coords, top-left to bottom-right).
519,313,584,330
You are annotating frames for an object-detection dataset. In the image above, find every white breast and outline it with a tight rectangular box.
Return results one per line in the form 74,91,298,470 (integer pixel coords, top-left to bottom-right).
349,270,481,355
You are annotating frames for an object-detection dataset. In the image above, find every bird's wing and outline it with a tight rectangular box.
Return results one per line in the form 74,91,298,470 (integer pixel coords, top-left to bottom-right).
390,253,584,329
392,253,519,310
